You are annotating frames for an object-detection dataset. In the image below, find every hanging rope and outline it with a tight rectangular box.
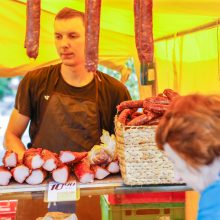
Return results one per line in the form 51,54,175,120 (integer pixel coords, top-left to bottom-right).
155,19,220,42
172,33,178,91
178,36,184,91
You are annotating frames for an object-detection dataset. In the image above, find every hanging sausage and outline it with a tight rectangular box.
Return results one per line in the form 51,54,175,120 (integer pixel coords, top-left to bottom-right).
134,0,154,85
85,0,102,73
24,0,41,59
134,0,141,62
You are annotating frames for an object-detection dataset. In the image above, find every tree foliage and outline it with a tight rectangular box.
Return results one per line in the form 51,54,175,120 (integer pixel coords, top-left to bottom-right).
0,78,14,100
98,58,140,100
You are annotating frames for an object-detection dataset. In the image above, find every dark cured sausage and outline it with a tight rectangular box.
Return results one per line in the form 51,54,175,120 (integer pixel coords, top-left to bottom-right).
145,96,170,105
143,102,168,114
127,111,155,126
163,89,180,100
143,109,162,118
117,100,144,112
140,0,154,63
85,0,102,72
118,108,137,125
134,0,141,61
25,0,41,59
147,116,162,125
131,112,143,120
134,0,153,63
134,0,153,85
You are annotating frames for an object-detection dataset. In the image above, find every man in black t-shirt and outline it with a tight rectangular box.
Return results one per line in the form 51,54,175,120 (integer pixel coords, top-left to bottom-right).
3,7,131,218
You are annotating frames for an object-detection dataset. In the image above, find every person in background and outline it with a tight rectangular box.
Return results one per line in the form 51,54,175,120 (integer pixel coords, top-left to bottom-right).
3,7,131,219
156,94,220,220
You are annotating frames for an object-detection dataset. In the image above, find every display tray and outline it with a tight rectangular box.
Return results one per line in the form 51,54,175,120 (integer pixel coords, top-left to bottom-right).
0,174,190,200
0,151,190,199
0,174,123,194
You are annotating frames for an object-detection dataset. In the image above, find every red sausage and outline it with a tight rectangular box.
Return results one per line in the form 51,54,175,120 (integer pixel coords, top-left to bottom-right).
118,108,137,125
163,89,180,100
145,96,170,105
134,0,141,61
85,0,102,72
134,0,154,63
131,112,143,119
25,0,41,59
117,100,144,112
127,111,155,126
143,101,168,114
147,116,162,125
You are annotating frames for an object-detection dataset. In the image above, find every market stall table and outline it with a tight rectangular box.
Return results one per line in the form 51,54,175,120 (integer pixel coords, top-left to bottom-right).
0,174,190,200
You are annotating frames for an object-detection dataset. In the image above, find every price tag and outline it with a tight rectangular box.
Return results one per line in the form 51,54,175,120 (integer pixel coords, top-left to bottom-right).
46,180,79,202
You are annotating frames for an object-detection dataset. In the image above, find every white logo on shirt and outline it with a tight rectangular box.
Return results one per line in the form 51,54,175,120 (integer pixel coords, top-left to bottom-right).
44,95,50,100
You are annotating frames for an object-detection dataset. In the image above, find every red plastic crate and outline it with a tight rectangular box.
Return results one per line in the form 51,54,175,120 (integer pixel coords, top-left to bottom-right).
107,192,185,205
0,213,16,220
0,200,17,220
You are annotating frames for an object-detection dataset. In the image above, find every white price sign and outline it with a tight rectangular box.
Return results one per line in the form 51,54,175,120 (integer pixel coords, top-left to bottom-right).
47,180,78,202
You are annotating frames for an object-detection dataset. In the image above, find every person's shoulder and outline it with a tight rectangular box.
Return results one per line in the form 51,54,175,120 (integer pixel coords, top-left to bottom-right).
98,71,127,91
25,63,61,81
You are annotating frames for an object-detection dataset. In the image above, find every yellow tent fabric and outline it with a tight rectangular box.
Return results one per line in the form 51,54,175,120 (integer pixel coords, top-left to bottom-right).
155,28,220,95
0,0,220,97
0,0,136,75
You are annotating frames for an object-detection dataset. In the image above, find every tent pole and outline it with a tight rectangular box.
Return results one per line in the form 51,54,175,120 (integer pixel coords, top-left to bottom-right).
154,19,220,42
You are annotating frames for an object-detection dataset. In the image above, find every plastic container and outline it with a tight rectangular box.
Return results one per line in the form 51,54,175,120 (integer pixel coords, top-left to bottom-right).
0,200,17,220
0,213,16,220
100,195,185,220
107,192,185,205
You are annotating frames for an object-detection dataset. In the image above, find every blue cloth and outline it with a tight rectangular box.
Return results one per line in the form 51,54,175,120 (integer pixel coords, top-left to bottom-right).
198,180,220,220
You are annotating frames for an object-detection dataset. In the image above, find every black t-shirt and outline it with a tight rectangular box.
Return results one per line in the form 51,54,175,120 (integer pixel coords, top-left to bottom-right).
15,63,131,142
55,73,96,100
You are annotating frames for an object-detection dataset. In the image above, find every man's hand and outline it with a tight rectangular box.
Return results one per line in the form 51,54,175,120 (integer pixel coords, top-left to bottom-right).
3,108,30,159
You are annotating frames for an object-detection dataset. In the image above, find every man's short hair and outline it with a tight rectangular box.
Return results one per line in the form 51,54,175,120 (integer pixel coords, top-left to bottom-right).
55,7,84,22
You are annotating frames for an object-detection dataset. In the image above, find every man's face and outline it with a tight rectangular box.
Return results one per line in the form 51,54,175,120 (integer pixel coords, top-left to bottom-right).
54,17,85,67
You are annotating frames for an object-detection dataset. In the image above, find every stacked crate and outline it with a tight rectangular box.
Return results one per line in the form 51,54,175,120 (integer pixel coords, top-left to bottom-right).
101,192,185,220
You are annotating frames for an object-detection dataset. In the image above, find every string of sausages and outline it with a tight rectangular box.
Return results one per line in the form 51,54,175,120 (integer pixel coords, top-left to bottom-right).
85,0,102,73
117,89,179,126
134,0,154,64
24,0,41,59
134,0,154,84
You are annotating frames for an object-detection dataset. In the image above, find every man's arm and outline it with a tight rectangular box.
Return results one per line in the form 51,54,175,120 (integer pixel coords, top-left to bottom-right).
3,108,30,159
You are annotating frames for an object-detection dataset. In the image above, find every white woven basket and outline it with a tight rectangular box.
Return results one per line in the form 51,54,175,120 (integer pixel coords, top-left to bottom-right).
115,117,176,185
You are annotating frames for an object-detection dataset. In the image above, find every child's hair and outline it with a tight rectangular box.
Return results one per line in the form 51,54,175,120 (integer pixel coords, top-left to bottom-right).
156,94,220,168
